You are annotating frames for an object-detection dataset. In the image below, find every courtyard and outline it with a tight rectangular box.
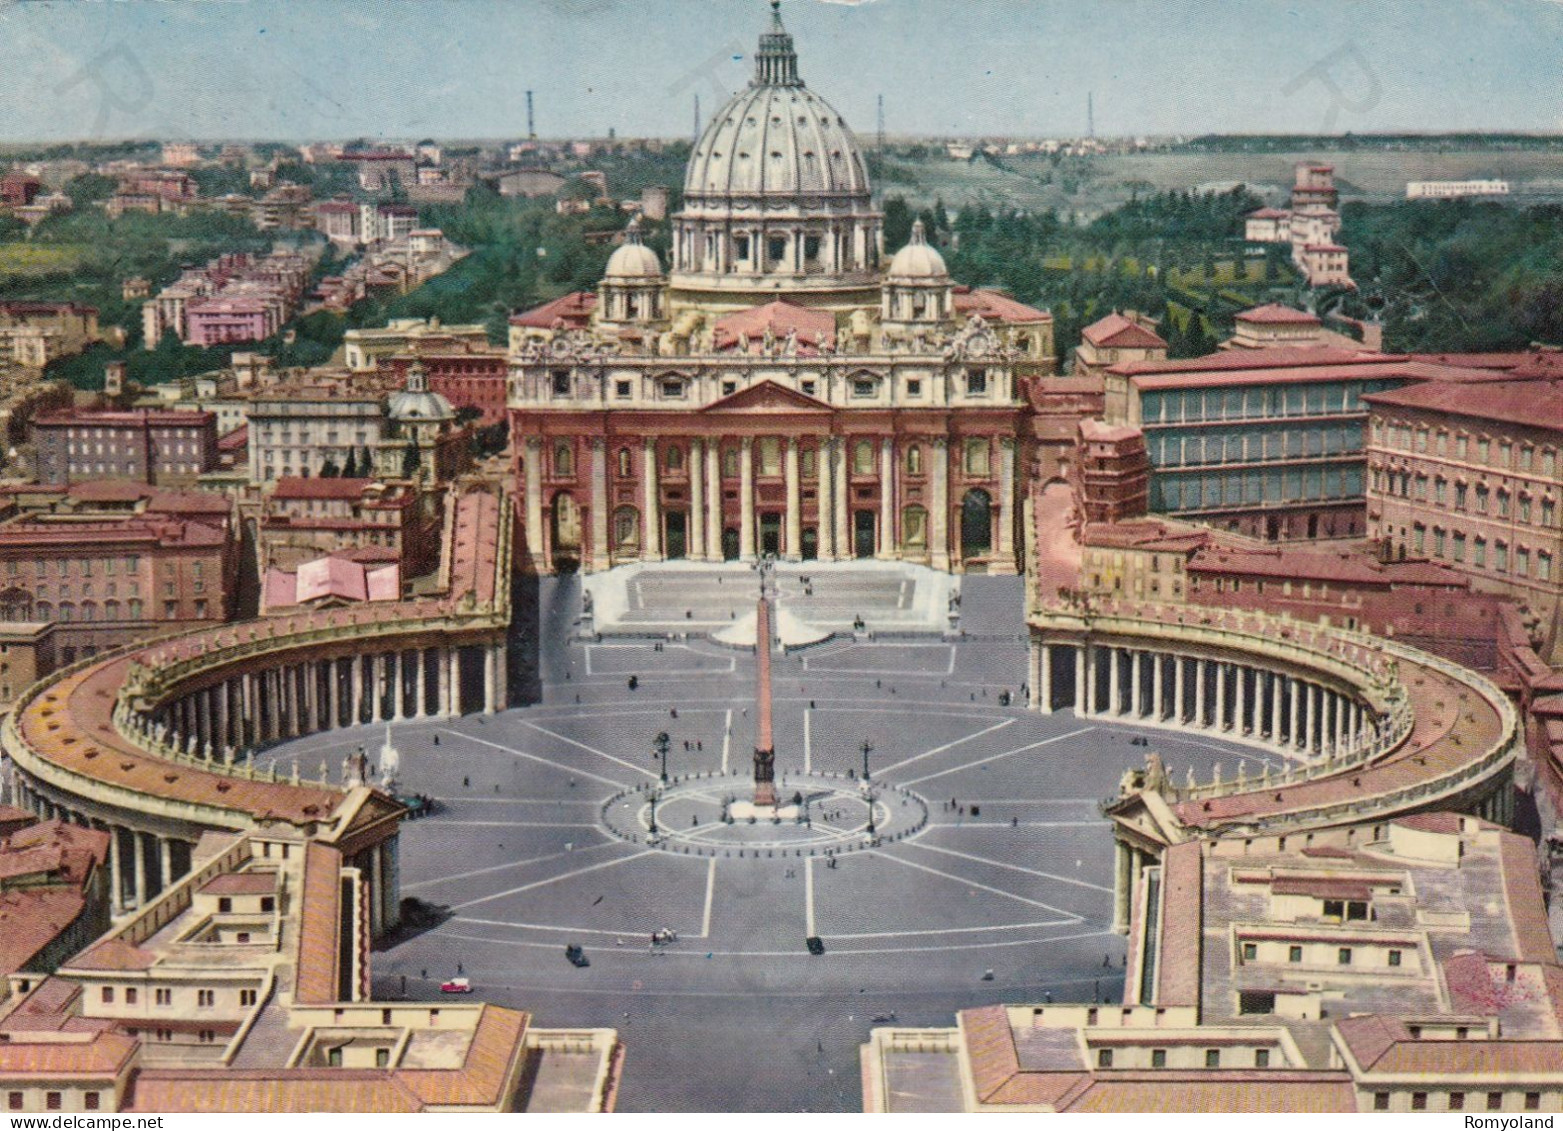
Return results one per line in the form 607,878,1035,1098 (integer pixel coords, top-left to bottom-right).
258,572,1282,1111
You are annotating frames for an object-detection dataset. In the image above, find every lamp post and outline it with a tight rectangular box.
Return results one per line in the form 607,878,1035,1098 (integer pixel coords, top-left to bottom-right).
649,788,659,838
861,739,875,836
860,739,872,782
655,731,670,783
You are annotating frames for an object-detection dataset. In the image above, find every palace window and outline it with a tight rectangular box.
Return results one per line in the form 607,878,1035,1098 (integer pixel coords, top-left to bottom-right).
965,368,988,396
1517,548,1530,577
1453,533,1466,563
852,440,874,476
551,370,571,397
1254,1049,1270,1069
1540,552,1553,582
1545,498,1557,526
1520,494,1533,523
735,235,750,261
1476,485,1489,513
1498,489,1510,518
906,445,922,476
852,379,875,398
1433,528,1446,556
661,380,685,400
1496,542,1509,572
1456,483,1468,510
1474,537,1487,568
1478,437,1491,462
906,379,922,397
615,380,632,399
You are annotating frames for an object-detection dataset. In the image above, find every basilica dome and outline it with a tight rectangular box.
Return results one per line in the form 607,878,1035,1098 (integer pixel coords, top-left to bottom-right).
685,86,869,201
887,220,949,281
604,224,663,278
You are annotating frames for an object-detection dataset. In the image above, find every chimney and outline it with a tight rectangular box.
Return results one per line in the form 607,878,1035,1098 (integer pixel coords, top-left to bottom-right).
103,361,126,398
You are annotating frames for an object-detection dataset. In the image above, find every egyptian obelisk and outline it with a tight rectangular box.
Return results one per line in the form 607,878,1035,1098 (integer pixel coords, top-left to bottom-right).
752,595,777,808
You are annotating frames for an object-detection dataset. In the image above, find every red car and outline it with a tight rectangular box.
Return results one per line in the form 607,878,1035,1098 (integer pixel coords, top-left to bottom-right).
440,977,473,994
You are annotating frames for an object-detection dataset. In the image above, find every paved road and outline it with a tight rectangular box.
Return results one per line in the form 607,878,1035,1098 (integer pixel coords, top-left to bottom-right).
264,575,1276,1111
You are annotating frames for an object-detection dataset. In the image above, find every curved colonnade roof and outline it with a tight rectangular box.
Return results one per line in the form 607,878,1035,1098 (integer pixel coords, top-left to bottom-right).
1060,599,1513,834
11,484,506,831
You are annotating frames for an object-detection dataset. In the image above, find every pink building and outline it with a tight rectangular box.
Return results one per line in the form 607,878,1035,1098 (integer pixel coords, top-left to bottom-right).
184,296,279,347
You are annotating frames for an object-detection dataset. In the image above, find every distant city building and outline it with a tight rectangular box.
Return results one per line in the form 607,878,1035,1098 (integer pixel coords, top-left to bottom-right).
160,142,201,167
141,251,310,349
343,318,489,372
247,378,389,482
0,302,100,368
1407,179,1510,200
1072,311,1168,380
497,168,568,198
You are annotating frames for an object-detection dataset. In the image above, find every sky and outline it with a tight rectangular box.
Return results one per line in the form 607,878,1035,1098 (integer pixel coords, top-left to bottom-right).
0,0,1561,143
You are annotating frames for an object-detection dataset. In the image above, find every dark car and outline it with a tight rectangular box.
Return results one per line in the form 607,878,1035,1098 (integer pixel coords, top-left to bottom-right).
805,936,825,956
565,944,590,967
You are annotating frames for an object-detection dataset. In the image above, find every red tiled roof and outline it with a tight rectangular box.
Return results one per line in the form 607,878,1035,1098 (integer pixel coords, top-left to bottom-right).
1064,1074,1357,1113
0,889,90,975
1363,378,1563,434
1156,842,1203,1008
953,287,1051,324
294,843,342,1005
0,1031,136,1079
67,937,155,973
1083,313,1166,350
509,291,596,329
271,477,375,501
1236,304,1322,326
713,300,836,353
199,871,278,895
1246,207,1291,219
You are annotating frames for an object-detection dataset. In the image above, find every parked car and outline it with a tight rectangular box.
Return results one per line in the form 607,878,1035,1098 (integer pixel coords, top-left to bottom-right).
805,936,825,956
440,977,472,994
565,944,590,968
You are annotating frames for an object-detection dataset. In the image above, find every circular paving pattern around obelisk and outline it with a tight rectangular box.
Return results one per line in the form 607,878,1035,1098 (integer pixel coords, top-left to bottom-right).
600,771,928,855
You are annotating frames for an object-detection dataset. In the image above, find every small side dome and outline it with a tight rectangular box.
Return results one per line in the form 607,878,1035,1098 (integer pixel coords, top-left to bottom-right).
604,218,664,279
887,220,949,282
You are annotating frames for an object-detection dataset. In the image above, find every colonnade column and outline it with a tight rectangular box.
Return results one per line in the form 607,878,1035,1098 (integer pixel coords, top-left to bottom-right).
1151,653,1164,721
1335,694,1347,753
642,435,662,561
1129,651,1142,718
448,648,462,717
1289,678,1302,750
351,657,364,726
133,832,147,909
1214,663,1227,731
930,438,950,572
877,438,895,559
689,438,707,562
1194,659,1207,727
1251,671,1265,735
416,650,428,719
108,828,124,916
1074,646,1087,715
590,438,610,572
784,437,802,562
437,648,452,718
1108,648,1122,716
739,437,756,561
1270,674,1283,741
1174,654,1186,723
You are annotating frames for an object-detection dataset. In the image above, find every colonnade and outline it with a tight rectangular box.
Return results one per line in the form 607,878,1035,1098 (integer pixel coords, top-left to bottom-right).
1029,640,1372,761
153,642,508,756
8,780,194,917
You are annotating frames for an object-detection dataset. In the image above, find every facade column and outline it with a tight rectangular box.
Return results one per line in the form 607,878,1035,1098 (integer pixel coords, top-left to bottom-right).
877,437,895,559
1038,643,1053,715
158,836,172,892
590,438,610,571
705,439,723,562
1085,646,1099,716
1174,655,1186,723
1195,658,1207,728
997,438,1016,567
689,438,707,561
524,437,545,571
833,438,850,561
1074,645,1087,715
784,436,802,561
133,832,147,909
641,435,662,561
930,438,951,572
484,647,498,715
328,659,341,729
1108,647,1122,716
739,436,756,561
287,666,301,738
416,649,428,719
495,642,508,712
369,845,385,939
816,435,835,561
448,648,462,716
390,652,404,720
306,663,320,733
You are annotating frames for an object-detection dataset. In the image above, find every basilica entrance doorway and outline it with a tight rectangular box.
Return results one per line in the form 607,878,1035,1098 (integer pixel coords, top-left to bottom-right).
722,528,741,561
960,489,992,559
853,511,876,559
801,529,818,561
665,512,687,560
760,513,782,557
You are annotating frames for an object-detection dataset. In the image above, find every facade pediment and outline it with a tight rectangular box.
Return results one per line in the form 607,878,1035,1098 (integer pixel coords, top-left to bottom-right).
701,379,832,415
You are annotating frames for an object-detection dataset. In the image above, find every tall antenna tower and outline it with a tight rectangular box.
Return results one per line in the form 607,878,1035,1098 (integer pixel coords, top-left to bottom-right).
693,94,702,143
526,90,536,140
1087,91,1095,140
876,93,886,170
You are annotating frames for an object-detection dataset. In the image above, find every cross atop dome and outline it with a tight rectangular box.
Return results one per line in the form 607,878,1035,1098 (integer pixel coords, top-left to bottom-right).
755,0,802,87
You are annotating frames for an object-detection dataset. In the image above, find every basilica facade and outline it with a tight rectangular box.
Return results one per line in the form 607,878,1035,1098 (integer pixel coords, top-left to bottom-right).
508,2,1056,576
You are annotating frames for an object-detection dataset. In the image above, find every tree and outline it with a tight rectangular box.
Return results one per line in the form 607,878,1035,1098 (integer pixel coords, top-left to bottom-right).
342,449,358,477
320,458,340,479
882,196,913,255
